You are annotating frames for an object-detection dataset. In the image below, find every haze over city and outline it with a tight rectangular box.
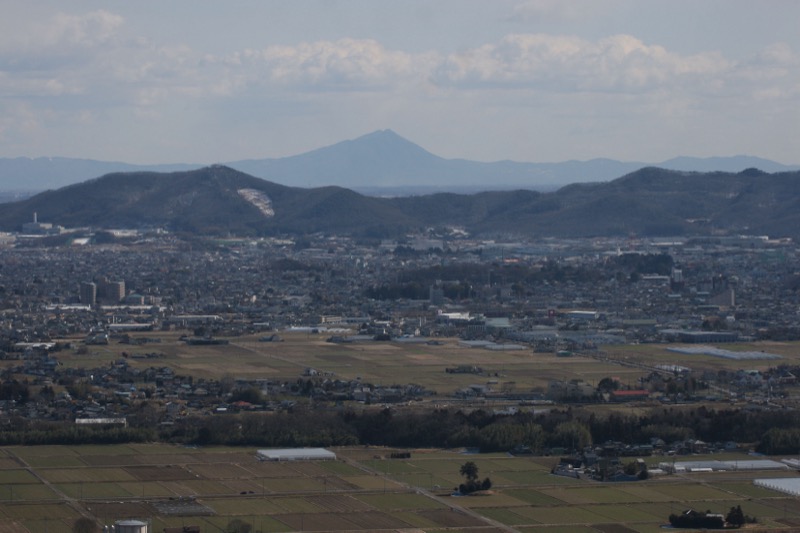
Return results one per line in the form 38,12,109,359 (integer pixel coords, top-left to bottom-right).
2,0,799,168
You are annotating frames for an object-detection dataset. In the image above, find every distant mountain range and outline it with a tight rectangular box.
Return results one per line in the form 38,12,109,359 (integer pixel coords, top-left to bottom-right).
1,130,798,193
2,165,799,240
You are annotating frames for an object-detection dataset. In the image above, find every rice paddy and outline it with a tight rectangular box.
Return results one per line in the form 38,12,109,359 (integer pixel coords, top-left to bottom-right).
0,443,797,531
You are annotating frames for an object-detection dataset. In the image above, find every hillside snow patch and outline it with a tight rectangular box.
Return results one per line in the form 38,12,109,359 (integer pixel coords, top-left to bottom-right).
238,189,274,217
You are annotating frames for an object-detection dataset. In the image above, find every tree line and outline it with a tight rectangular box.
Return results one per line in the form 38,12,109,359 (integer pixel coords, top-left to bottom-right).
157,404,800,453
6,404,800,453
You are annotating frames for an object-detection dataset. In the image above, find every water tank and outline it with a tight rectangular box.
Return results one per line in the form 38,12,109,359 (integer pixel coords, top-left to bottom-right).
114,520,148,533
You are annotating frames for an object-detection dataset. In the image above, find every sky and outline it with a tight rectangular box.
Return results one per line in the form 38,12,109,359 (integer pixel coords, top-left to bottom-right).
1,0,799,165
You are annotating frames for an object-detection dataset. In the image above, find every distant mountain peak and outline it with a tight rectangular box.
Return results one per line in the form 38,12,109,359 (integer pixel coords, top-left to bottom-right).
341,129,430,152
1,129,798,192
359,128,401,139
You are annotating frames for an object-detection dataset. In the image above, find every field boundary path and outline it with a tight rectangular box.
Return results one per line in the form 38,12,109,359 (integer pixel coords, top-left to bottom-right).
6,448,97,522
340,454,522,533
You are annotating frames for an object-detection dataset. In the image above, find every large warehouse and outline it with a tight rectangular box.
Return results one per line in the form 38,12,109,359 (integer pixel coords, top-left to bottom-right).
256,448,336,461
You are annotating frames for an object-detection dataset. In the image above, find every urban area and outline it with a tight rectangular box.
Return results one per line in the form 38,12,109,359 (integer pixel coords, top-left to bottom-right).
2,219,799,415
2,220,800,531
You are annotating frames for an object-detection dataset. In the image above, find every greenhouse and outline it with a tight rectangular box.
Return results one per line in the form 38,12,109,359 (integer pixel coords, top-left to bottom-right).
754,478,800,497
257,448,336,461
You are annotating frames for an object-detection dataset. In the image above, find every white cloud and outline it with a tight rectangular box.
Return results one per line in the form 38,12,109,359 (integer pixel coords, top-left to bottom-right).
0,5,797,164
0,10,123,65
0,101,45,144
233,38,431,90
732,42,798,86
43,10,124,48
433,34,729,93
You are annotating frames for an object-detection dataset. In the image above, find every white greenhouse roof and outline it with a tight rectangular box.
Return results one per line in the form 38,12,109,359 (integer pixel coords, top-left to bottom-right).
257,448,336,461
755,478,800,497
661,459,787,472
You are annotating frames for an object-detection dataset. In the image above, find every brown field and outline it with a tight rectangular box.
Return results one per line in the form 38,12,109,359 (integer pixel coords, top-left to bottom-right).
6,335,800,530
52,332,800,408
124,465,197,481
50,332,649,395
1,442,794,532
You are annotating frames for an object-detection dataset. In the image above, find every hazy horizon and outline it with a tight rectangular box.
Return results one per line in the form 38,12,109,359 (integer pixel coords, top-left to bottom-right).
2,1,799,166
3,129,800,168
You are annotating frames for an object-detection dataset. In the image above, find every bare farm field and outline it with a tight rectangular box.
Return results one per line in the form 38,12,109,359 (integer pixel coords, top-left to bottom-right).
6,336,800,530
0,444,797,531
53,331,655,398
46,332,800,412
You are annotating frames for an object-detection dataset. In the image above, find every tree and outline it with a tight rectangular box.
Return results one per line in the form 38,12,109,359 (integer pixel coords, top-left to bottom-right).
229,386,264,405
668,509,724,529
72,517,98,533
459,461,479,481
726,505,745,528
550,421,592,449
597,377,619,392
458,461,492,495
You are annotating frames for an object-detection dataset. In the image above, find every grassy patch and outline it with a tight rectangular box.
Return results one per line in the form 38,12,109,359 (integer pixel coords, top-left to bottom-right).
3,503,78,520
22,519,73,533
711,481,782,499
272,497,323,514
516,505,611,524
388,510,441,528
356,492,446,511
21,456,85,468
56,482,134,499
453,492,530,508
475,507,530,525
4,484,57,501
117,481,177,498
0,470,40,485
318,460,362,476
364,459,422,474
588,503,664,522
567,486,648,504
650,483,738,501
340,474,404,490
504,488,569,506
202,497,284,515
40,467,137,483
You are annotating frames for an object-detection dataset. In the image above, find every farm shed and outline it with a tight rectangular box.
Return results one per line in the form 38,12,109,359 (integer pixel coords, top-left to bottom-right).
257,448,336,461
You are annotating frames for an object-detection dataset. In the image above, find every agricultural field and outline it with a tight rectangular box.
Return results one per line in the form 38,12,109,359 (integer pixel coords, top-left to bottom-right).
0,444,799,531
33,331,800,404
4,334,800,531
50,330,626,394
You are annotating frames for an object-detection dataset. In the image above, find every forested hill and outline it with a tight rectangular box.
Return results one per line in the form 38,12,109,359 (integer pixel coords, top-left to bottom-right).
1,165,799,239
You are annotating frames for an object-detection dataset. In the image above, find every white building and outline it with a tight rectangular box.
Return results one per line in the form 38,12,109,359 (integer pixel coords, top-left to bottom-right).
256,448,336,461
